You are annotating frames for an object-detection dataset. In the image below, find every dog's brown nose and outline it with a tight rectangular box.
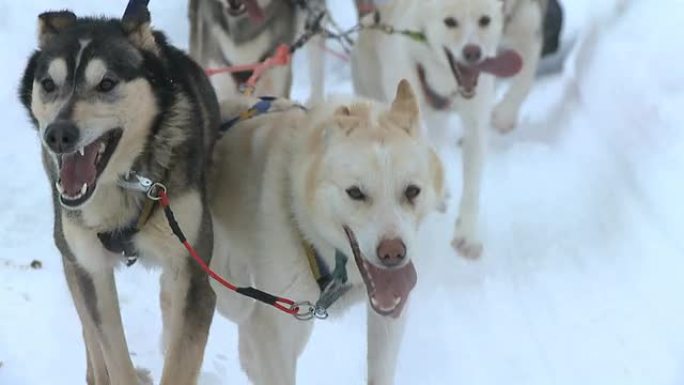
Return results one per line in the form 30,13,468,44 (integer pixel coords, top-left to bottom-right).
376,238,406,267
463,44,482,64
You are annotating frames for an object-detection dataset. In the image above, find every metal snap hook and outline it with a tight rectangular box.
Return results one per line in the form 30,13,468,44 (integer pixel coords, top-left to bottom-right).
146,183,167,201
313,306,329,320
292,301,316,321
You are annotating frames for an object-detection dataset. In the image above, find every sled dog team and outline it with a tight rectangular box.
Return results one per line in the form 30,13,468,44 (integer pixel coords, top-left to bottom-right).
19,0,562,384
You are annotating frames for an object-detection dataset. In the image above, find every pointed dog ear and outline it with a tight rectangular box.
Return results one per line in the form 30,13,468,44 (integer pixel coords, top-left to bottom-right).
333,105,361,136
38,11,76,48
122,1,158,53
388,79,420,136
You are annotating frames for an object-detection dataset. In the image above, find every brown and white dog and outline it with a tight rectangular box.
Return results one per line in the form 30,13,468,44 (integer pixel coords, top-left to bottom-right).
19,4,220,384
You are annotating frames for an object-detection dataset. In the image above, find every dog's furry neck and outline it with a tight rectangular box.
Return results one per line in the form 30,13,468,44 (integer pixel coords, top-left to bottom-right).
286,108,341,266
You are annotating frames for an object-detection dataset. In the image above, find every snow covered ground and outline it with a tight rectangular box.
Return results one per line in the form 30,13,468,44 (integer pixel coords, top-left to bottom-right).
1,0,684,384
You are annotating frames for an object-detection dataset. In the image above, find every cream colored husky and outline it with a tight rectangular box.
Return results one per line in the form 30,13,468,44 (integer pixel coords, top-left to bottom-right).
209,80,445,385
352,0,547,258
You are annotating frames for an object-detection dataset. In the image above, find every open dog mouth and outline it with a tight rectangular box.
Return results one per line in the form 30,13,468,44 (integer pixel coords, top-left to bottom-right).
56,129,122,208
445,48,479,99
444,48,524,99
343,226,417,318
225,0,263,20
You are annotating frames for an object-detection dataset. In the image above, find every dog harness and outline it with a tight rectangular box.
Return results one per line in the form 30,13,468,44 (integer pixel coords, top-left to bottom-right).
219,96,307,133
219,97,277,133
96,202,155,266
97,173,161,266
304,244,352,315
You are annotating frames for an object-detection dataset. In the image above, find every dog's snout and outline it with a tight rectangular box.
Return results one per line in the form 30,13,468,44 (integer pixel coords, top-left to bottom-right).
45,121,79,154
376,238,406,267
462,45,482,64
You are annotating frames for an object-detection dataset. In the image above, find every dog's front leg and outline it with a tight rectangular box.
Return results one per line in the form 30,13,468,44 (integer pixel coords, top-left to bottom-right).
452,96,490,259
63,255,109,385
61,216,146,385
492,2,544,133
367,305,408,385
158,207,216,385
238,305,314,385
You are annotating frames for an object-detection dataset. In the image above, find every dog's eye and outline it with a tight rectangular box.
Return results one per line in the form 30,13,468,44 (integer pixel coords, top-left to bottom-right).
405,185,421,202
346,186,367,201
444,17,459,28
41,78,56,93
96,78,118,93
479,15,491,28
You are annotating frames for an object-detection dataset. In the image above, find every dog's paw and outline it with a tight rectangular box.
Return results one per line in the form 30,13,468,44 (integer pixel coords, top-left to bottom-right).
136,367,153,385
492,104,518,134
452,221,483,260
451,236,483,259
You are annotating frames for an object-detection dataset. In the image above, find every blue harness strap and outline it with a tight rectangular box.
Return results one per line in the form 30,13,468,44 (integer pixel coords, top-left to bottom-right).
219,96,276,134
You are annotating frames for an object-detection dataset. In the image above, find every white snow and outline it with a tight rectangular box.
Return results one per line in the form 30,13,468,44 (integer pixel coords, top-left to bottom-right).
1,0,683,384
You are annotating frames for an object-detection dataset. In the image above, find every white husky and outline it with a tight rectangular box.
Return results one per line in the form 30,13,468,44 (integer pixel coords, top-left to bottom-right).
352,0,545,258
210,80,444,385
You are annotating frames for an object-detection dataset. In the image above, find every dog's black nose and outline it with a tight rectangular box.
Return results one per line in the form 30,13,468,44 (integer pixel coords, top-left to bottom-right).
463,45,482,64
44,121,79,154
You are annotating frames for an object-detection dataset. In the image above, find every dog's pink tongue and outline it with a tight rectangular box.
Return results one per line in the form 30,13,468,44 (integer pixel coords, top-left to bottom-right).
244,0,264,22
457,63,480,92
360,260,418,318
60,142,98,196
476,49,523,78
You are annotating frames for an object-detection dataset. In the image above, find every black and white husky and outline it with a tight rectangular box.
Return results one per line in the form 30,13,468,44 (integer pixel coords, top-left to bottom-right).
19,4,220,384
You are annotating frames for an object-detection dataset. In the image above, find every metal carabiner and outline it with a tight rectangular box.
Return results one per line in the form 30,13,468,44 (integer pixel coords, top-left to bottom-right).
146,182,167,201
313,305,329,320
292,301,316,321
118,171,167,201
117,171,154,193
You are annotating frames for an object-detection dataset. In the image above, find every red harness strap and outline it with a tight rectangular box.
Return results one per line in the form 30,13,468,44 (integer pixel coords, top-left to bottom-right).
204,44,291,96
203,10,327,95
158,190,300,315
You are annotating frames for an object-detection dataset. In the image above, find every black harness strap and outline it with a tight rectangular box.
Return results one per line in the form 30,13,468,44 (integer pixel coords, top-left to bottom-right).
97,197,157,266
